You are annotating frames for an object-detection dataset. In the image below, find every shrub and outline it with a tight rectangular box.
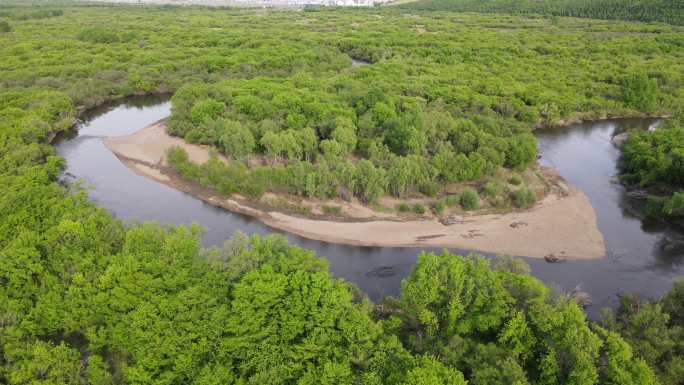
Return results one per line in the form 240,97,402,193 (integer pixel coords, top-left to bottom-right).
459,188,479,210
663,192,684,217
419,181,439,197
645,196,666,218
484,180,504,198
445,195,460,207
397,202,411,212
321,205,342,216
512,187,537,209
432,200,445,215
484,180,507,207
623,72,659,111
509,175,522,185
77,27,119,44
413,203,426,215
0,21,11,33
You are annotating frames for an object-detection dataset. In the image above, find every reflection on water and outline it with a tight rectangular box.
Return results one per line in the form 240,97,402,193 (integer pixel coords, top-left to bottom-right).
55,96,684,318
537,118,684,270
350,57,371,67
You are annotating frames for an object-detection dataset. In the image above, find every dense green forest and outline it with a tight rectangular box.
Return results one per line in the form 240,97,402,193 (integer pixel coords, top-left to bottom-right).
621,110,684,218
155,4,681,206
1,3,684,384
398,0,684,26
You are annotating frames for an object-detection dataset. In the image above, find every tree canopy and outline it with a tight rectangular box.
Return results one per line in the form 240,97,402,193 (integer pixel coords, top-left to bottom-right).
398,0,684,26
0,3,683,384
621,111,684,217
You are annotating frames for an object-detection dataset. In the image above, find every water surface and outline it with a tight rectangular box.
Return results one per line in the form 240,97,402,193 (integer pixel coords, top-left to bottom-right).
55,97,684,317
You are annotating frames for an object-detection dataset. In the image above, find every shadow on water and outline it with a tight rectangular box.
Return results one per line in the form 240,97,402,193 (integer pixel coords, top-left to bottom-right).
55,96,684,318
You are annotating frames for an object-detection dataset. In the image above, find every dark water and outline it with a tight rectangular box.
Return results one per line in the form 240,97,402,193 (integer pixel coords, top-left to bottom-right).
55,96,684,317
351,57,371,67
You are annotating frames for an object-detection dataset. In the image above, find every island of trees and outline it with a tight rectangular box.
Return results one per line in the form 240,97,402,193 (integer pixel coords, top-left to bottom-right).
1,2,684,384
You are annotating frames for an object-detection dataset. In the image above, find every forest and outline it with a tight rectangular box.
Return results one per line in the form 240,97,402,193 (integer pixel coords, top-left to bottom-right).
621,110,684,218
1,3,684,384
399,0,684,26
149,4,681,209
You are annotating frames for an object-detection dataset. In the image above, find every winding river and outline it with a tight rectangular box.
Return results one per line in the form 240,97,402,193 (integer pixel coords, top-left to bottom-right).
55,95,684,317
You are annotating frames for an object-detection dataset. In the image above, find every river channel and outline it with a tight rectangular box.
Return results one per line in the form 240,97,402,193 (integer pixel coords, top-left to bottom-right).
54,95,684,317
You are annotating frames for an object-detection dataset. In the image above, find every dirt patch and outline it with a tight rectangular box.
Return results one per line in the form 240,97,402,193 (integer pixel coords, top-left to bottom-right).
104,120,226,166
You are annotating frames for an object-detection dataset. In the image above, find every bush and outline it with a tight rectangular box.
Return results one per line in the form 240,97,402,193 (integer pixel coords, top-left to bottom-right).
77,27,119,44
484,180,507,207
484,180,504,198
0,21,11,33
512,187,537,209
445,195,460,207
663,192,684,217
623,72,659,111
321,204,342,216
419,181,439,197
397,202,411,212
432,200,445,215
645,196,666,218
509,175,522,186
459,188,479,210
413,203,426,215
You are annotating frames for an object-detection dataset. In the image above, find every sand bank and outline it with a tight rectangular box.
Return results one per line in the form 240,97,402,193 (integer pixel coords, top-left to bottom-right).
104,121,606,260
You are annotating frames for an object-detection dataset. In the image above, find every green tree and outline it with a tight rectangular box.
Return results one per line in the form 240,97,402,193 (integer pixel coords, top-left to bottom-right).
5,341,82,385
353,160,387,204
401,356,466,385
623,73,659,111
330,117,357,154
594,326,659,385
220,120,255,159
191,99,225,124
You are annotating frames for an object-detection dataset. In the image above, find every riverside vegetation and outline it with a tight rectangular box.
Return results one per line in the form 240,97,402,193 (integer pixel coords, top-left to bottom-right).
1,3,684,384
621,110,684,219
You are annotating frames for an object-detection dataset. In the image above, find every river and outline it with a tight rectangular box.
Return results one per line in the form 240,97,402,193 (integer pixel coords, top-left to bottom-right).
54,95,684,317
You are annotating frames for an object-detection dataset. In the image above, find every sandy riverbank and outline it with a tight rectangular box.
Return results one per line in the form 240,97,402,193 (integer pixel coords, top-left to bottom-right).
104,121,606,260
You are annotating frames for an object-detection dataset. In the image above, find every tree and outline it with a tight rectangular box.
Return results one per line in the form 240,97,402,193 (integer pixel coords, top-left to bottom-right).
191,99,225,124
353,160,387,204
385,118,426,156
219,120,255,159
610,293,684,384
330,117,357,154
623,72,659,111
297,127,319,162
223,265,390,384
662,279,684,326
505,134,537,170
261,130,284,163
388,157,418,198
5,341,82,385
594,326,659,385
320,139,344,162
401,356,466,385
